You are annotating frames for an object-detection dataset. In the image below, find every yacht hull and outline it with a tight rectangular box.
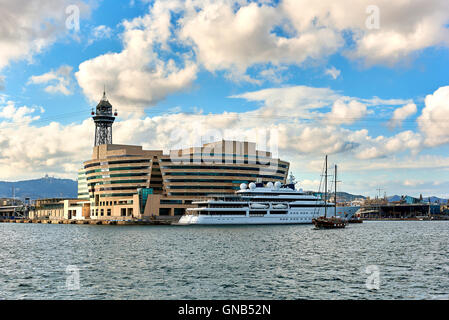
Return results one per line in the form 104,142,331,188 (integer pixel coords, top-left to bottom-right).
177,206,360,225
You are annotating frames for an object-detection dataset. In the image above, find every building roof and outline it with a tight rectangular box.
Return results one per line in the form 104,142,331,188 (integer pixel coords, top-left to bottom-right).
95,90,113,114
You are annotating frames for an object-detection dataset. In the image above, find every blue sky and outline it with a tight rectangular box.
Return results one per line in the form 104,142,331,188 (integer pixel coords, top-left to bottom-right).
1,0,449,198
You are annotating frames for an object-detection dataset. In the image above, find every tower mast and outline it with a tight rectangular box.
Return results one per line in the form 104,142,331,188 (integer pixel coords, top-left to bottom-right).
92,89,116,146
334,164,337,217
324,155,328,218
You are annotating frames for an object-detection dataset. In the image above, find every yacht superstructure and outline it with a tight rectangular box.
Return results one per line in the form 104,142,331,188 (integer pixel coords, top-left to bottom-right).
177,181,360,225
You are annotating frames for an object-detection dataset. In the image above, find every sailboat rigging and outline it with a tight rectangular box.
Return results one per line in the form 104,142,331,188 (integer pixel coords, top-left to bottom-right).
312,156,347,229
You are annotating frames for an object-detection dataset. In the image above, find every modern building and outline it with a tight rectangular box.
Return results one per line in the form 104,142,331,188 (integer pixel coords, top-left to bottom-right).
82,140,289,220
64,199,91,220
77,168,89,200
29,198,66,220
0,199,22,219
20,92,291,222
13,91,277,221
29,198,90,220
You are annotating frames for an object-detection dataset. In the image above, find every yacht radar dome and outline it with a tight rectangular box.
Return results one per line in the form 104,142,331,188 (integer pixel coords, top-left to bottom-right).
266,182,274,188
240,183,247,190
274,181,281,189
249,182,256,190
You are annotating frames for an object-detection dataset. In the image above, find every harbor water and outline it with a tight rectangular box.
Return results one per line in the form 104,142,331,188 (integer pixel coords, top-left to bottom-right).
0,221,448,300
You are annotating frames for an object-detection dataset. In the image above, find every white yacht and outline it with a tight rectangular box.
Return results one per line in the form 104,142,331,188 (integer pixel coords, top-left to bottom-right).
177,181,360,225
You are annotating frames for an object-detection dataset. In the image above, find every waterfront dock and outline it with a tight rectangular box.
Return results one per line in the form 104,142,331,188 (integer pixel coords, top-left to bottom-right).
0,218,177,225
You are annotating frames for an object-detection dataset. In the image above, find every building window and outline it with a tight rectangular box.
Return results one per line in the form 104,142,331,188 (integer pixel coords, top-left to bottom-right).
159,208,171,216
100,209,104,216
174,208,185,216
160,200,183,204
121,208,126,216
107,209,111,216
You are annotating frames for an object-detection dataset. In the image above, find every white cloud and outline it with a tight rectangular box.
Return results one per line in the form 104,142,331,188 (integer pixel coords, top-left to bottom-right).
179,1,342,76
73,0,449,111
28,65,74,95
0,101,40,124
403,179,424,187
0,85,444,195
325,99,367,125
76,3,198,114
88,25,113,45
230,85,340,119
325,66,341,80
0,0,90,70
388,103,417,128
0,99,92,180
297,179,321,191
356,130,423,160
282,0,449,66
177,0,449,77
418,86,449,147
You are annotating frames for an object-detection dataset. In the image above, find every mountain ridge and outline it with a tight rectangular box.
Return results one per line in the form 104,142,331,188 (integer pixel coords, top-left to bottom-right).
0,176,77,200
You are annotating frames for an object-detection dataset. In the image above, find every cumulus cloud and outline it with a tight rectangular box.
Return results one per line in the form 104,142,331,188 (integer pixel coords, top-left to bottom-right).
178,0,449,75
73,0,449,112
388,103,417,128
179,1,342,75
0,98,92,179
0,0,90,70
282,0,449,66
0,84,443,186
76,2,198,114
0,100,41,124
356,130,423,160
325,99,367,125
418,86,449,147
28,65,74,95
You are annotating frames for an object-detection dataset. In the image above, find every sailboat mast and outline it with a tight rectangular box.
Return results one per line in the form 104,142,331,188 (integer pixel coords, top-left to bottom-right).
334,164,337,217
324,155,328,218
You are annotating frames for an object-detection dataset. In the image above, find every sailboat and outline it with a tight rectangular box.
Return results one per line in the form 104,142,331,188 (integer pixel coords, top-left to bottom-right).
312,156,347,229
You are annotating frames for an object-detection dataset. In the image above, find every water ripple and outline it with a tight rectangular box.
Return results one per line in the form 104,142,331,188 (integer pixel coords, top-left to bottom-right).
0,221,448,299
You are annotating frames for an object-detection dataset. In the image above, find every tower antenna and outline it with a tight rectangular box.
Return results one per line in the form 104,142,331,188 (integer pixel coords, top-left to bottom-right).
92,88,115,146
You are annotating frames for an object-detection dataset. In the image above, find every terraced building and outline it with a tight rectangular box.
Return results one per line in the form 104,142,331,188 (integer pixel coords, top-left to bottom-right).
81,140,289,220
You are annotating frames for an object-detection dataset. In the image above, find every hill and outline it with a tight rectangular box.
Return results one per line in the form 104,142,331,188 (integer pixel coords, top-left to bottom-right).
312,191,366,202
0,176,77,200
336,192,366,202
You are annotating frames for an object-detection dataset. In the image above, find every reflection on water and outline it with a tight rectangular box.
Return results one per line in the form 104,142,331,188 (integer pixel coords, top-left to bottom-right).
0,221,448,299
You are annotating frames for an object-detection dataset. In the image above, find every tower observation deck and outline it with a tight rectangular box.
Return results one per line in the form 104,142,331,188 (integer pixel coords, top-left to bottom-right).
92,90,117,146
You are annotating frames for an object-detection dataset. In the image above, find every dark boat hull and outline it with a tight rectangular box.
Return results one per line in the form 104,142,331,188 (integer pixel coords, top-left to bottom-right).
347,218,363,223
312,217,347,229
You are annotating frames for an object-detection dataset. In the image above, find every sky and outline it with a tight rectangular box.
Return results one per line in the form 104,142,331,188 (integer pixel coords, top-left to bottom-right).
0,0,449,198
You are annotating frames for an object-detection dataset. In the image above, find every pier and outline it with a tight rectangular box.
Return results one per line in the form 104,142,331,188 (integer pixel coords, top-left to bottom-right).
360,203,446,220
0,217,177,225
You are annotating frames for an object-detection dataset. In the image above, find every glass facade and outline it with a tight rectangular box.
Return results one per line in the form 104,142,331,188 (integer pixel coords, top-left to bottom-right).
138,188,153,214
